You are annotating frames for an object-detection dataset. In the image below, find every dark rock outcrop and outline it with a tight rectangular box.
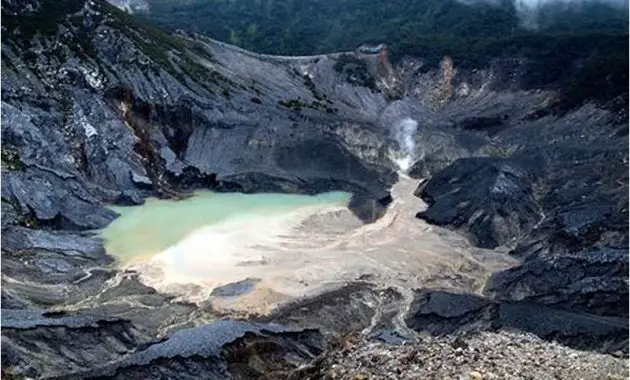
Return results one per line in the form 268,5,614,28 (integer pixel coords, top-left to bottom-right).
416,156,542,249
262,283,383,335
486,248,629,318
2,310,325,380
1,310,152,379
408,84,628,319
405,290,629,354
73,321,324,380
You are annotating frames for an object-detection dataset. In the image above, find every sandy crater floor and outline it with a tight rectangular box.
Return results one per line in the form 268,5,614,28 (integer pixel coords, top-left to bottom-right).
103,176,517,314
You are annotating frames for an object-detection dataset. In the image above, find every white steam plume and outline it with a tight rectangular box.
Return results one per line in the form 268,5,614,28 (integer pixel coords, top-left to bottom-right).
391,118,418,172
459,0,628,29
516,0,627,29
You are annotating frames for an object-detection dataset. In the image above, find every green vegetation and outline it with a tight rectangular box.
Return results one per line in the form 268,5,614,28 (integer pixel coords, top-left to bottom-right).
143,0,522,56
278,98,337,113
102,1,235,94
2,0,98,61
142,0,628,109
2,0,626,110
333,54,378,91
143,0,626,56
1,0,86,43
100,0,187,70
278,99,306,111
1,148,24,171
3,0,232,95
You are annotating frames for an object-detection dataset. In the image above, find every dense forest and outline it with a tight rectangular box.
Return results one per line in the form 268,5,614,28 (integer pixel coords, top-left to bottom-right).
139,0,629,109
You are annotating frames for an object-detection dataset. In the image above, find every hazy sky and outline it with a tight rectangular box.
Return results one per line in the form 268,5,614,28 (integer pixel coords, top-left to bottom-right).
461,0,629,28
515,0,628,28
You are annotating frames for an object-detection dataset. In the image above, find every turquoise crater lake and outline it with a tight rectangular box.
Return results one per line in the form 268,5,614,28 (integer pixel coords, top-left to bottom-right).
99,190,352,264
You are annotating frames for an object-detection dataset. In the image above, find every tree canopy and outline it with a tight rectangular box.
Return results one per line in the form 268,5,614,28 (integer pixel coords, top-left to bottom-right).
140,0,628,108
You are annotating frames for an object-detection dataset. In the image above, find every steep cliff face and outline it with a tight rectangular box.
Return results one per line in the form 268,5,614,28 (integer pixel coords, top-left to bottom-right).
1,0,628,378
2,0,406,232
